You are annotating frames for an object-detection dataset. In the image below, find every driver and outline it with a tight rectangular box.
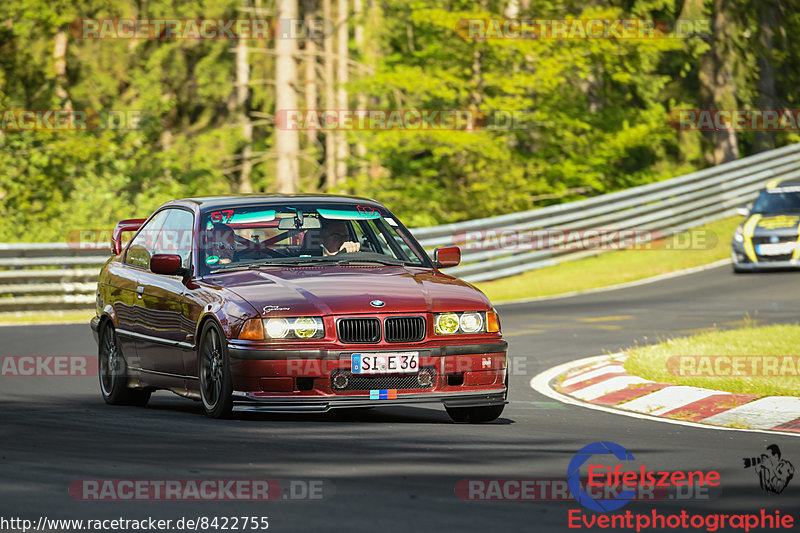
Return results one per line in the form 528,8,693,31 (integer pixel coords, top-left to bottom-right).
205,224,237,265
320,219,361,256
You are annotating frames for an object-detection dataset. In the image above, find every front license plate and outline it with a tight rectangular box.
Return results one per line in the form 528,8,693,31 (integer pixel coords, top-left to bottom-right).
756,242,796,256
351,352,419,374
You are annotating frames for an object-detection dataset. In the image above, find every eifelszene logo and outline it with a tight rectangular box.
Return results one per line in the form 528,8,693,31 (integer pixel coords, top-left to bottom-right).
743,444,795,494
567,441,721,512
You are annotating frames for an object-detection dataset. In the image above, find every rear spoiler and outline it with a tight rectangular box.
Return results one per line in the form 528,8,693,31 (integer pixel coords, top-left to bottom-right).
111,218,146,255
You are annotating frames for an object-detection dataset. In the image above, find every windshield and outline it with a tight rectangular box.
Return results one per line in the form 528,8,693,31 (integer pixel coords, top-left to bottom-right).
198,202,430,273
751,189,800,214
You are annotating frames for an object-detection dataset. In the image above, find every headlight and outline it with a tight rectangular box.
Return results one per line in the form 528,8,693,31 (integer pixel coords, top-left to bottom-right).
434,311,493,334
293,317,324,339
435,313,460,335
734,226,744,243
265,318,289,339
262,317,324,340
460,312,483,333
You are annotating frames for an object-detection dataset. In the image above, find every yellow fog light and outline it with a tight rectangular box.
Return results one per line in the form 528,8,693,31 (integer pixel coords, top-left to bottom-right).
293,317,323,339
435,313,460,335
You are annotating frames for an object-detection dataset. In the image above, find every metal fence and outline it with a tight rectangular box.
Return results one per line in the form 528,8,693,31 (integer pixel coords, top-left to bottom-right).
2,143,799,312
412,143,800,281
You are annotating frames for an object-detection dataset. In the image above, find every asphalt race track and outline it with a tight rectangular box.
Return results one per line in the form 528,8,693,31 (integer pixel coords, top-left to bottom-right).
1,264,799,532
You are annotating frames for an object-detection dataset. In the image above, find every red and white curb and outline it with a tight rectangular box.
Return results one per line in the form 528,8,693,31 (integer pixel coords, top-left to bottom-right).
530,354,800,437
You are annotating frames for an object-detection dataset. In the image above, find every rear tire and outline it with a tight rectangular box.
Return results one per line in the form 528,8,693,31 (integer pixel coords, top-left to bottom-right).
446,404,504,423
198,321,234,419
98,322,150,406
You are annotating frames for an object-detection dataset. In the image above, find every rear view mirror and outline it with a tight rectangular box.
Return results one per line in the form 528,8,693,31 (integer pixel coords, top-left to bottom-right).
736,206,749,217
278,216,321,230
434,246,461,268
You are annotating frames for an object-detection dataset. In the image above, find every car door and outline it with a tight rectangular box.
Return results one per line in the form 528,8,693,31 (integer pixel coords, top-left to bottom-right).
115,209,171,371
135,208,195,382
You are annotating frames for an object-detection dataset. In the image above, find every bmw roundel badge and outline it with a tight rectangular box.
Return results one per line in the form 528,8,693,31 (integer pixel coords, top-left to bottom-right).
370,300,386,308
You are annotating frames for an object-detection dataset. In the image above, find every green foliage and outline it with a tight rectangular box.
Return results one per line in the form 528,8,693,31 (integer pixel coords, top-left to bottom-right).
0,0,796,240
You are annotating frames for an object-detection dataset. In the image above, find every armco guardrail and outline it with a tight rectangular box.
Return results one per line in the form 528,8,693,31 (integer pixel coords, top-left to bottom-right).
0,242,108,312
1,143,799,313
411,143,800,282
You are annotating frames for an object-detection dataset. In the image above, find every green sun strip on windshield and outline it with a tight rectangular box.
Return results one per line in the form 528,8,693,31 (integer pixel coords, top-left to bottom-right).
317,208,382,220
205,209,277,229
229,210,277,223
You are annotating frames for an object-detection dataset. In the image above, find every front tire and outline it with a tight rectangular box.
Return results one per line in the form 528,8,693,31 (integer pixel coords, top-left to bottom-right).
98,322,150,406
446,404,504,423
198,321,233,418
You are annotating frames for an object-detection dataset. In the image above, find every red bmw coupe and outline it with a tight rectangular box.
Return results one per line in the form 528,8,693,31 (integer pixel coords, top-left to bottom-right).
90,195,508,421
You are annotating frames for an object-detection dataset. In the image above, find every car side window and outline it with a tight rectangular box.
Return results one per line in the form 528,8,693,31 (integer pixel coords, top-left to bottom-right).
157,209,194,269
124,210,170,269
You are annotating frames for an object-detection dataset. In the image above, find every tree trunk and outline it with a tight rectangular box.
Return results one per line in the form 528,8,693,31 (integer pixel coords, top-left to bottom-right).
697,0,739,165
275,0,300,193
754,0,778,153
323,0,338,188
236,28,254,193
304,0,319,149
353,0,367,176
335,0,349,183
53,28,72,111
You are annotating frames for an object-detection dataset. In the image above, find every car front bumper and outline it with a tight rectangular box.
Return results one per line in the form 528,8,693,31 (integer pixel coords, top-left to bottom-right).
231,389,507,413
731,243,800,270
225,340,508,412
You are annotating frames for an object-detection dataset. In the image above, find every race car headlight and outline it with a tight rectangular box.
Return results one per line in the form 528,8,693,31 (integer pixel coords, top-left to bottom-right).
460,312,483,333
434,313,460,335
265,317,324,339
293,317,324,339
265,318,289,339
434,311,490,334
734,226,744,243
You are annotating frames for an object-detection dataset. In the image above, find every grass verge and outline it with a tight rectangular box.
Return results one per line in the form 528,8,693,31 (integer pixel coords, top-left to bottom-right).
474,216,741,303
623,324,800,397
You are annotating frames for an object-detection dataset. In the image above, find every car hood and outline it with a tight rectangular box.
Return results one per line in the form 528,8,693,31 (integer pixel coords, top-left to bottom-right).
749,213,800,236
205,266,491,317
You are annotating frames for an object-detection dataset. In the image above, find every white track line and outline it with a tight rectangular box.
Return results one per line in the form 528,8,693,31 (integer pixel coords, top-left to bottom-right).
530,354,800,438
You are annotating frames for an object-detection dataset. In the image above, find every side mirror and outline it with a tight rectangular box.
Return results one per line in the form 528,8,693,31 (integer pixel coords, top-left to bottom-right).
434,246,461,268
736,206,749,217
150,254,185,276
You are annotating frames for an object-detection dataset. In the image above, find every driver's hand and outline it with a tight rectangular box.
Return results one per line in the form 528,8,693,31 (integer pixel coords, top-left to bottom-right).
338,241,361,253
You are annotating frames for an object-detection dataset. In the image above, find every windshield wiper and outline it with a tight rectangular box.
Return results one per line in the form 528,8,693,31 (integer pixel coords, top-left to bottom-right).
334,257,406,266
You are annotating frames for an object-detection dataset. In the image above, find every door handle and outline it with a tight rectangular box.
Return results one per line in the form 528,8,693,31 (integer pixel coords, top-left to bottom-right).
136,285,144,298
